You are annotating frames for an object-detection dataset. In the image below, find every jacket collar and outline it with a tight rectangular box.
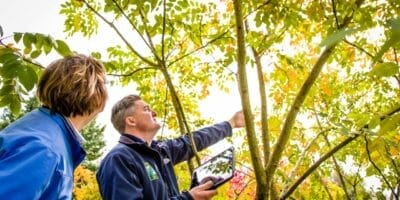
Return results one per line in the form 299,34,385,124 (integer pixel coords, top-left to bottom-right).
119,134,160,149
39,107,86,168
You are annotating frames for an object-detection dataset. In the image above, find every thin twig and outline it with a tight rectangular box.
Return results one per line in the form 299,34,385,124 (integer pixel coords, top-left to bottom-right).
168,30,230,66
110,0,153,51
330,0,340,29
107,67,156,77
344,39,375,59
82,0,157,67
364,135,397,198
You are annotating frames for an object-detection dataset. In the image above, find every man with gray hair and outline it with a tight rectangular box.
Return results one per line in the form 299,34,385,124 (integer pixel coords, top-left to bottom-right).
97,94,244,200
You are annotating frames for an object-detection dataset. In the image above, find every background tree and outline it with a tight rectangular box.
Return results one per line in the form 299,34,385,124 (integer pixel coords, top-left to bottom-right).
73,165,102,200
0,97,40,129
80,121,106,171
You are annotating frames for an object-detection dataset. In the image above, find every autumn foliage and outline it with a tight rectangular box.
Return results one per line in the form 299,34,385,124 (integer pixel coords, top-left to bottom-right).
73,165,101,200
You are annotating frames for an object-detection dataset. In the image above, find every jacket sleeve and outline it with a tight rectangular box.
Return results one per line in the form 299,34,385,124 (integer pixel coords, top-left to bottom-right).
0,140,58,200
96,152,145,200
169,191,193,200
163,121,233,164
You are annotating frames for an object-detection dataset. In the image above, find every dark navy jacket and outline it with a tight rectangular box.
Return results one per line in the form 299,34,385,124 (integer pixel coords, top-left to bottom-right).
96,121,232,200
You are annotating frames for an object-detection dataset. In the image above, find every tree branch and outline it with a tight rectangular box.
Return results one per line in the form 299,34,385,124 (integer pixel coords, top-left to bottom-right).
161,0,167,64
266,0,365,190
280,103,400,199
281,135,359,199
393,48,400,89
281,129,325,194
0,43,45,69
139,10,163,65
107,67,157,77
267,44,337,188
330,0,340,29
169,30,230,66
243,0,272,19
344,39,375,59
82,0,157,67
315,169,334,200
312,103,351,199
110,0,153,51
170,0,273,68
364,135,397,198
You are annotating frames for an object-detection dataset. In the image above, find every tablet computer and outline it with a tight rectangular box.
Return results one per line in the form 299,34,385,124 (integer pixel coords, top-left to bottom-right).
191,147,235,190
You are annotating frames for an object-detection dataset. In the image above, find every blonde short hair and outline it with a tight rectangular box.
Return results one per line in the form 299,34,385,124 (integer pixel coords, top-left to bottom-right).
37,54,108,117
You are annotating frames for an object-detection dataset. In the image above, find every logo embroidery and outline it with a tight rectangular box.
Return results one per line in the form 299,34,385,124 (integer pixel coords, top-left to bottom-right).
144,162,159,181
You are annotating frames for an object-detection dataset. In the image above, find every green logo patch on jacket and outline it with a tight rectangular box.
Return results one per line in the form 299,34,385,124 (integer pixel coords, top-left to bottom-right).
144,162,159,181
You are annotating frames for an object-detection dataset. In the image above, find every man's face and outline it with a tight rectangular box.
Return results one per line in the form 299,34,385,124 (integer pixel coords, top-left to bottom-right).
130,100,161,133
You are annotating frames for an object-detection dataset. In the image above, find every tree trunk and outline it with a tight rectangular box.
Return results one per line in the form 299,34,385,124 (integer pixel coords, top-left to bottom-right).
232,0,268,199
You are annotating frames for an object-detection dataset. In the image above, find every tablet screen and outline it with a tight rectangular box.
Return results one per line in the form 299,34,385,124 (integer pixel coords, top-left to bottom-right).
191,147,235,189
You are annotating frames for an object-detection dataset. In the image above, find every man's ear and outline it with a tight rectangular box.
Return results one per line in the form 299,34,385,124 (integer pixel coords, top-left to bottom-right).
125,116,136,127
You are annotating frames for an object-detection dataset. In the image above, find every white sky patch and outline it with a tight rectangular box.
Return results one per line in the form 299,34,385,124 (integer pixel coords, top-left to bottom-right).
363,175,382,193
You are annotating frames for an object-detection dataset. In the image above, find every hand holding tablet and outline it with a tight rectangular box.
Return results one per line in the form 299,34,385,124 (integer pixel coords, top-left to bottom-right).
191,147,235,190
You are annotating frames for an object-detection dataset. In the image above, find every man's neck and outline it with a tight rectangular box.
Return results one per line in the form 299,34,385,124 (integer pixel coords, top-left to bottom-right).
125,129,155,146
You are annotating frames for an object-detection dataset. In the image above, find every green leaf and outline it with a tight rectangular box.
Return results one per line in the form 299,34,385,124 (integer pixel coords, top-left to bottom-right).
22,33,35,48
0,47,13,56
43,37,53,55
368,116,381,129
103,62,117,71
55,40,72,56
30,50,41,59
91,52,101,59
378,113,400,135
0,96,10,107
1,60,21,78
388,18,400,33
374,37,397,62
370,62,399,77
0,25,3,37
18,65,37,91
320,28,356,47
0,94,16,107
14,32,22,43
23,46,32,54
0,50,19,64
374,19,400,62
9,95,21,116
0,84,14,96
34,34,44,49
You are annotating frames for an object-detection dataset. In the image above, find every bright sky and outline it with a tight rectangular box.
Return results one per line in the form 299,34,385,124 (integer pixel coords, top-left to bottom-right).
0,0,244,153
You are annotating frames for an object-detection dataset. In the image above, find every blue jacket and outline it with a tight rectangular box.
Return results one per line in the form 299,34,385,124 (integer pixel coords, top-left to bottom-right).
96,121,233,200
0,107,86,200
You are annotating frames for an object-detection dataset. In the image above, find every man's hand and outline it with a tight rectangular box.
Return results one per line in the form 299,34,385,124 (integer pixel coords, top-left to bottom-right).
228,111,245,128
189,181,217,200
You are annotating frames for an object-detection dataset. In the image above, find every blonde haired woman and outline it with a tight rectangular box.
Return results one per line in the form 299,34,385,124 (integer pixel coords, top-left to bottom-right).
0,54,108,199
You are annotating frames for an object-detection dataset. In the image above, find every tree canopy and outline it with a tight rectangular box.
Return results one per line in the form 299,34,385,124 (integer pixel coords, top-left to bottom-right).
1,0,399,199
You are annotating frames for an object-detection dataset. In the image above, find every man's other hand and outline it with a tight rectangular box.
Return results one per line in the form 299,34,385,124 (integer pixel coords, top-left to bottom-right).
228,111,245,128
189,180,217,200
